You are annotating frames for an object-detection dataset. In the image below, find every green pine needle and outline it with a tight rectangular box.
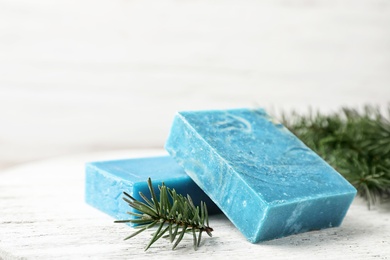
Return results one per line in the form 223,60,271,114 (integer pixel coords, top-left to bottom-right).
282,105,390,207
115,178,213,251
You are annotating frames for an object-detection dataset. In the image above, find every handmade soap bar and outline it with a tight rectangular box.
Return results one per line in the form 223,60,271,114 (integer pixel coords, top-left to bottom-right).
85,156,219,222
165,108,357,243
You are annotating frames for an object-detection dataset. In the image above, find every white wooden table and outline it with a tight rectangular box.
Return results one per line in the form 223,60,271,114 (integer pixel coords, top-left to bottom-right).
0,150,389,259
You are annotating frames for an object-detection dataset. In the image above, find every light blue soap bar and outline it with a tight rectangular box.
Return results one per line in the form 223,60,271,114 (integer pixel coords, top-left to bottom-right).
165,108,357,243
85,156,219,223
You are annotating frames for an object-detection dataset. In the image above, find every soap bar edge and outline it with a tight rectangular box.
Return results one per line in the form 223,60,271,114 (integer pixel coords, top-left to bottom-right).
85,162,135,221
165,112,269,241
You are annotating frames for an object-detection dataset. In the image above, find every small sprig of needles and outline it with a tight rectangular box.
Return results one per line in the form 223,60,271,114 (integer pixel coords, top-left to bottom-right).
115,178,213,251
283,105,390,207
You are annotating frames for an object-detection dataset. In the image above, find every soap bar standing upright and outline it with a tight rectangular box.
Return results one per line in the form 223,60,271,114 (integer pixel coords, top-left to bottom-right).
85,156,219,223
165,108,357,243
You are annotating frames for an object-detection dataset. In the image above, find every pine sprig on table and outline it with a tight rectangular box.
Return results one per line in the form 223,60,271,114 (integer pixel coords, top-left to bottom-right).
282,105,390,207
115,178,213,251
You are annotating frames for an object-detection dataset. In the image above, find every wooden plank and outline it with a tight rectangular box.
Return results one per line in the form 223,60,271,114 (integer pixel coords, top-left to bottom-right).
0,0,389,168
0,150,389,259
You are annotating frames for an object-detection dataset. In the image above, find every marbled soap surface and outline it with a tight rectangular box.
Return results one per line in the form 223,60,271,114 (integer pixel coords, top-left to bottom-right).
165,108,357,243
179,109,353,203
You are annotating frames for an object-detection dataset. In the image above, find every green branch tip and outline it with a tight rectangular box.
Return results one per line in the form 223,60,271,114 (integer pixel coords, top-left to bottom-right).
115,177,214,251
282,104,390,207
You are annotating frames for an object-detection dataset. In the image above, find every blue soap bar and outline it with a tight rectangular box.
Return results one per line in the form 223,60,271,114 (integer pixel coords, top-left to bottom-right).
165,108,357,243
85,156,219,223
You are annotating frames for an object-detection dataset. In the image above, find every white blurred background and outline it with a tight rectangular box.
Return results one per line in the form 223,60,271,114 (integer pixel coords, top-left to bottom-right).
0,0,389,169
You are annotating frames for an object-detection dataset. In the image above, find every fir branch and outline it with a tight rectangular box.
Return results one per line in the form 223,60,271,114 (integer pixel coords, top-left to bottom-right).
115,178,213,251
282,105,390,207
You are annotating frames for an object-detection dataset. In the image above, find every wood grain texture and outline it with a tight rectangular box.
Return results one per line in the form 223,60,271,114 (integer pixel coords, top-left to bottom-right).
0,0,389,169
0,150,389,260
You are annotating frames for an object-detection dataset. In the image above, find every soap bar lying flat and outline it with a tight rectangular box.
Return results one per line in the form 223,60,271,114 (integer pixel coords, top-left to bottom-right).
165,108,357,243
85,156,219,222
